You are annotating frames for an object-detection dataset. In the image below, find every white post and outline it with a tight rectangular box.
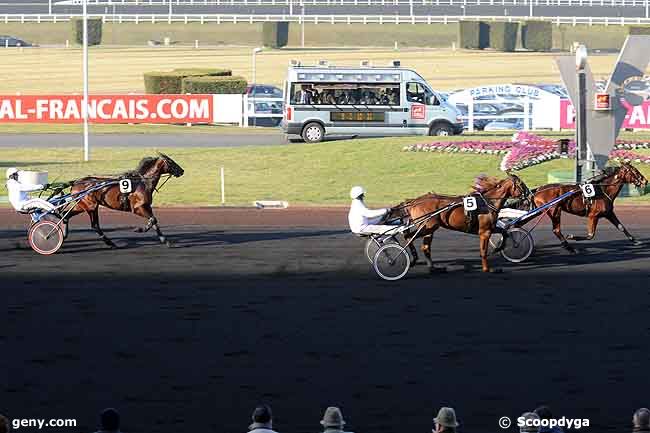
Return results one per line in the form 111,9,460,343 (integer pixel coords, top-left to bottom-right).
49,0,52,14
468,99,474,133
289,0,293,15
83,0,90,162
409,0,413,16
169,0,173,19
646,0,649,18
220,167,225,205
523,97,530,130
301,5,305,47
252,47,262,127
529,0,533,16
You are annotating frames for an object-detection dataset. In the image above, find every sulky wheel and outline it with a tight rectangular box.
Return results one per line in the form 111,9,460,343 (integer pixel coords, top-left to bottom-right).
28,220,65,255
373,243,410,281
41,214,69,239
500,227,535,263
365,236,397,264
488,232,504,255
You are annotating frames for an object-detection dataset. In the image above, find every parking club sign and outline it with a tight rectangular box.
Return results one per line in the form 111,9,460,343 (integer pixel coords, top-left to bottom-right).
411,104,425,120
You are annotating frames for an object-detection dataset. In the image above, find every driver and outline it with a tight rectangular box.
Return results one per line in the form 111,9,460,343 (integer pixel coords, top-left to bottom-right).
348,186,398,235
5,168,54,212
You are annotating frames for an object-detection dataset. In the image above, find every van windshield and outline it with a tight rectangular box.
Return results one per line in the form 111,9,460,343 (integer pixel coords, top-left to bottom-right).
290,83,400,106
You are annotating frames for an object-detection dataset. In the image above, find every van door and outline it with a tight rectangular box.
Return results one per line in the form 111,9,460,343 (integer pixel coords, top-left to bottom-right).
403,82,430,135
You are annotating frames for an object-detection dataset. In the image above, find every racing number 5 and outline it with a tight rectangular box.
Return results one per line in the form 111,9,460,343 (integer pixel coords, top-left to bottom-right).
119,179,132,194
463,196,478,211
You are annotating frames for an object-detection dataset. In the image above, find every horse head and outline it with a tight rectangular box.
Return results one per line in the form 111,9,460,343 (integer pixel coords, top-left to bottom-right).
618,163,647,189
473,174,523,200
157,152,185,178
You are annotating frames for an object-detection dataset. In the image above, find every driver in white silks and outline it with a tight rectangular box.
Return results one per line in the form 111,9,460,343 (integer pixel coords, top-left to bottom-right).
5,168,54,213
348,186,400,235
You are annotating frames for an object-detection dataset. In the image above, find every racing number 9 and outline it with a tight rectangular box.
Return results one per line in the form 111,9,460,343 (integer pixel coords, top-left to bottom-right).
119,179,132,194
581,183,595,198
463,196,478,211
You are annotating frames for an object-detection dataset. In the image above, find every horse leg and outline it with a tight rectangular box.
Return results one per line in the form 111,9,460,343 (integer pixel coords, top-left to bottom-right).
479,230,500,273
605,212,642,245
423,231,446,273
548,209,576,253
133,205,172,247
88,208,117,248
566,215,599,242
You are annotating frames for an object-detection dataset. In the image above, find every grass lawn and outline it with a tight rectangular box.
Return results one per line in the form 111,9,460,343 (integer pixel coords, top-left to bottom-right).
2,45,645,94
0,22,633,50
0,123,274,134
1,136,649,206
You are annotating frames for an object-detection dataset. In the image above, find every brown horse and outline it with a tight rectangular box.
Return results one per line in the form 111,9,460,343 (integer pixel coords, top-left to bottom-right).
529,163,647,253
390,174,526,272
66,153,184,248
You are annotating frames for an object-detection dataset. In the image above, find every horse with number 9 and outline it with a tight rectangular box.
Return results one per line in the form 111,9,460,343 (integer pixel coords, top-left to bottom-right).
65,153,185,248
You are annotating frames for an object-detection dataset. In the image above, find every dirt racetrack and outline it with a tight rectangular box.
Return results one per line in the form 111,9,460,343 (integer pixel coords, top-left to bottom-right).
2,207,650,433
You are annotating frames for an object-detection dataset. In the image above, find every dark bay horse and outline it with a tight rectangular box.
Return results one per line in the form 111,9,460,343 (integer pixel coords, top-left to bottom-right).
530,163,647,253
66,153,184,248
390,174,526,273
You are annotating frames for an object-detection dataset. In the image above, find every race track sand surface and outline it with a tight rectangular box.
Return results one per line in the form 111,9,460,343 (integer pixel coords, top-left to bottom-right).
2,207,650,433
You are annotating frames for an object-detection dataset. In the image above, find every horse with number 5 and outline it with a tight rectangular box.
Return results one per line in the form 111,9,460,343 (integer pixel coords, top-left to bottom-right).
66,153,185,248
528,162,647,253
391,174,527,273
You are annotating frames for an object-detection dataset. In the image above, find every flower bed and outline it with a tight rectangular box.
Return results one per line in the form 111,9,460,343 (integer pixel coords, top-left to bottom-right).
403,132,650,171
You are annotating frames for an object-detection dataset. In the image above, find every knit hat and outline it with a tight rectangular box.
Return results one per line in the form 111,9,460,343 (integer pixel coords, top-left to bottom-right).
320,407,346,428
434,407,459,428
249,405,273,430
519,412,541,433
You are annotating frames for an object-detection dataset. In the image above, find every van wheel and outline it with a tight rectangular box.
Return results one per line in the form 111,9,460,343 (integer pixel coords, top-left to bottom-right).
429,123,453,136
302,122,325,143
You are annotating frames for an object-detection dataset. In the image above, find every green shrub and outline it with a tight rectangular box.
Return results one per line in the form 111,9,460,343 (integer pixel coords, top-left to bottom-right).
489,22,518,52
522,21,552,51
629,26,650,35
71,17,103,46
144,69,234,94
458,21,489,49
171,68,232,77
181,76,248,94
262,22,289,48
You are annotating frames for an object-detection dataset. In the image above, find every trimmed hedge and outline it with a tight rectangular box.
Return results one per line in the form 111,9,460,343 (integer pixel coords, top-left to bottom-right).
629,26,650,35
522,21,552,51
71,17,103,46
262,22,289,48
458,21,489,49
489,22,518,52
181,76,248,94
172,68,232,77
144,69,233,94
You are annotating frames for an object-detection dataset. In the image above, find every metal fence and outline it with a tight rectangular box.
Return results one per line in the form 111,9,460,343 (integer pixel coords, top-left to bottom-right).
4,13,650,23
51,0,650,6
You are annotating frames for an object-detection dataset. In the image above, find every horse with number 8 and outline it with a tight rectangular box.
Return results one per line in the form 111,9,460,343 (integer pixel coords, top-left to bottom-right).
65,153,184,248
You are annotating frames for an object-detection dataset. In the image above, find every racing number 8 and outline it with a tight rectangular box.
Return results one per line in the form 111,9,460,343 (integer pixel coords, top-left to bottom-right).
119,179,132,194
581,183,595,198
463,196,478,211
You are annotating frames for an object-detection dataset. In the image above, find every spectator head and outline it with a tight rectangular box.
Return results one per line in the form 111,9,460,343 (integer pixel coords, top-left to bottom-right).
534,406,553,420
320,407,346,430
100,408,120,432
0,414,9,433
433,407,459,433
633,408,650,432
520,412,541,433
249,404,273,430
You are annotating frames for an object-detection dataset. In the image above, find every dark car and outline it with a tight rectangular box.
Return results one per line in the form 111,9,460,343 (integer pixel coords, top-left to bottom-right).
0,35,33,47
246,84,283,98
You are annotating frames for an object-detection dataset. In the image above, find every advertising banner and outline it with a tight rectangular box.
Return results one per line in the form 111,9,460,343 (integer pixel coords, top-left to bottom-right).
0,94,214,124
560,98,650,129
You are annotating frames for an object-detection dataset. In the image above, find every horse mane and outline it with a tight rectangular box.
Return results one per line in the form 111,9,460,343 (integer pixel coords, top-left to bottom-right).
122,156,158,177
473,174,502,192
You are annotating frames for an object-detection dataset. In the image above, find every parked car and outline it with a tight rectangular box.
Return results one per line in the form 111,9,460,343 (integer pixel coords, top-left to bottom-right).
483,118,524,131
455,104,494,131
246,84,283,127
625,80,649,93
0,35,32,47
536,84,569,98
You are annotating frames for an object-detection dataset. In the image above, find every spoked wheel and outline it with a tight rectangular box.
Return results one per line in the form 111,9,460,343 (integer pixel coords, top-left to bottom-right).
41,214,69,239
365,236,397,264
373,243,410,281
28,220,65,255
500,227,534,263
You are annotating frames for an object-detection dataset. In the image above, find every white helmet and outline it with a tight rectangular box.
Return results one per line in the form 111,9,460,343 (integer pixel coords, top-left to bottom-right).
6,167,18,179
349,185,366,199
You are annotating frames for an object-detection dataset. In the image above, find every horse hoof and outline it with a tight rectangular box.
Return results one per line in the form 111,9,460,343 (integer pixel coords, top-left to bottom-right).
566,234,575,240
429,266,447,274
488,267,503,274
567,248,578,255
108,243,119,249
133,227,144,233
633,240,644,246
165,240,173,248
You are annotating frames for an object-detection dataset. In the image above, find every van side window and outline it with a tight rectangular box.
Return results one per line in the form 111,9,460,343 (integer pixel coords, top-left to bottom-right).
290,83,400,105
425,88,439,106
406,82,425,104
